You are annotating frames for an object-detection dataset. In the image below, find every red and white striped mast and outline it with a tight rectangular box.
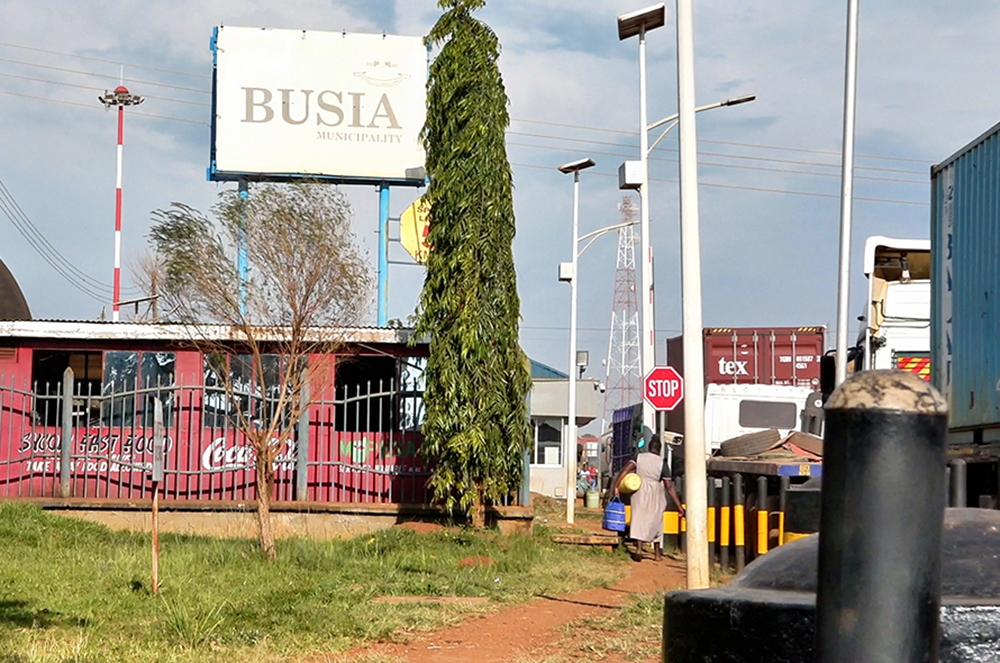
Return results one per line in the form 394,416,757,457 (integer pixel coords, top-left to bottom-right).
98,74,143,322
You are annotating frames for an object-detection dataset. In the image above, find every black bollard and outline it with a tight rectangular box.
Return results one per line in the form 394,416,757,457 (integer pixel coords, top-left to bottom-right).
815,370,948,663
720,477,731,571
944,466,951,509
950,459,967,508
779,476,789,546
734,474,745,572
757,476,769,556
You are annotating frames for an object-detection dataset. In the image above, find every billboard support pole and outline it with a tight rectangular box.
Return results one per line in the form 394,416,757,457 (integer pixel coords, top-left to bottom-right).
378,182,390,327
238,180,249,316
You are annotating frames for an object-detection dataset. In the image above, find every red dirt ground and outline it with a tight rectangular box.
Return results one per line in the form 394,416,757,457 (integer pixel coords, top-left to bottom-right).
336,553,685,662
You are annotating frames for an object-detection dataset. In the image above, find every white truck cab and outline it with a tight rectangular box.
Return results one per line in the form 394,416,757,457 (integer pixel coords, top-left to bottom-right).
857,236,931,376
703,383,815,452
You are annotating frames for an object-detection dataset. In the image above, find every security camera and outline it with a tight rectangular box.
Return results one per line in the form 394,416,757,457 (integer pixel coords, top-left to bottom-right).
596,382,607,393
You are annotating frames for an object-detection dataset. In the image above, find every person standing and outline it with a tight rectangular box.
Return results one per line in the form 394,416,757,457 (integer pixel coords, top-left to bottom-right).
613,435,684,561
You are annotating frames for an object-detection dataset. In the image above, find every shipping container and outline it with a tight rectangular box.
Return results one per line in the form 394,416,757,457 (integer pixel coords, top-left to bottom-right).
666,327,825,388
931,121,1000,446
664,327,824,441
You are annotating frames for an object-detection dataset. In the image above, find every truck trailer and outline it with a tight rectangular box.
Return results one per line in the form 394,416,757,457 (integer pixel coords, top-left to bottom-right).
665,327,825,449
931,121,1000,506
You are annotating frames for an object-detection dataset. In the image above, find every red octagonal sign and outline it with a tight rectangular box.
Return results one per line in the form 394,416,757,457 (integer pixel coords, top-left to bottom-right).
644,366,684,411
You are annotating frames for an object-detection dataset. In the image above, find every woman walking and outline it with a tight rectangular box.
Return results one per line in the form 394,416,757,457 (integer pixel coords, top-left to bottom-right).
613,435,684,562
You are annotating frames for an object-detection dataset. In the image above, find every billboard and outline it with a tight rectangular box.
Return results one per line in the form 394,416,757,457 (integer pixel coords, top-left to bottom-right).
209,26,427,185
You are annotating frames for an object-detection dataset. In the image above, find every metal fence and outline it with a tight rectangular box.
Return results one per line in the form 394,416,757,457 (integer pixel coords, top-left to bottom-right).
0,368,432,505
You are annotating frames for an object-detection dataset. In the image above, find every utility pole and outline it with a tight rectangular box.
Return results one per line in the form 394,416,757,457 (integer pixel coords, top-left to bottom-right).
675,0,710,590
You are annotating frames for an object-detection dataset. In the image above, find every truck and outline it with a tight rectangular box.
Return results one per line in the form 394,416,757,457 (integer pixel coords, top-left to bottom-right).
854,236,931,377
931,121,1000,506
665,327,825,450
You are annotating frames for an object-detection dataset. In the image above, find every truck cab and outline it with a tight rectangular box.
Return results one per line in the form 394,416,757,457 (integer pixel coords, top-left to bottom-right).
857,236,931,377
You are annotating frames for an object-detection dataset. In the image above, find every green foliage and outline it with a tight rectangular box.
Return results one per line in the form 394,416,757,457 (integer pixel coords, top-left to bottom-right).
564,593,668,662
416,0,531,520
160,595,228,649
0,504,626,662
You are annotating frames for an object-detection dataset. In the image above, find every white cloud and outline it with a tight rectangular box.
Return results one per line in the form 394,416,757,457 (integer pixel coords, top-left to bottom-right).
0,0,996,392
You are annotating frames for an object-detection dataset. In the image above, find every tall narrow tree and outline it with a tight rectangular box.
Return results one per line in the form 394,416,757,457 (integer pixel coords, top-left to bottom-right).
415,0,532,527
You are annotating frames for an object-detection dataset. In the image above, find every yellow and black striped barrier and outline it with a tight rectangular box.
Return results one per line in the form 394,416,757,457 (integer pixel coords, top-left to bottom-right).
707,481,716,561
720,477,731,570
734,474,745,571
756,476,769,556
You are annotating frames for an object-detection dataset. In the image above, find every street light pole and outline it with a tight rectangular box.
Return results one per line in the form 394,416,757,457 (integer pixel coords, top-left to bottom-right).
558,157,596,525
618,4,665,442
835,0,861,387
675,0,709,590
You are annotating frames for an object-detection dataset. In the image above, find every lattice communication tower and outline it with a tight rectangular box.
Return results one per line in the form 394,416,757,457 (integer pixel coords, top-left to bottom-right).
601,196,642,432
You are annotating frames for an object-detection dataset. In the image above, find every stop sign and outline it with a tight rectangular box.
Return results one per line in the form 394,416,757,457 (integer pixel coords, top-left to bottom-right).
644,366,684,411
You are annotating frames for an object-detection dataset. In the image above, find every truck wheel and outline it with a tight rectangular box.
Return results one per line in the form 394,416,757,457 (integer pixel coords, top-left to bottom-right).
719,428,782,458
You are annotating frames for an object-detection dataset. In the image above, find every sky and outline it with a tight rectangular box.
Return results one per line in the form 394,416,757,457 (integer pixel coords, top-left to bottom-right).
1,0,998,414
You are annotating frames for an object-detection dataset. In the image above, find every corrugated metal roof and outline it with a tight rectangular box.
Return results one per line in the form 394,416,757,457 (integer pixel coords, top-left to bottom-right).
0,319,424,345
530,359,568,379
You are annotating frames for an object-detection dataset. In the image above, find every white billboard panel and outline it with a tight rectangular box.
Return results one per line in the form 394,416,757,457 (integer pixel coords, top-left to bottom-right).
211,26,427,184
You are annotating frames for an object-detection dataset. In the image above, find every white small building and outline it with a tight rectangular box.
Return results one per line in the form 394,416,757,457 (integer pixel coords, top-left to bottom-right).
528,360,602,498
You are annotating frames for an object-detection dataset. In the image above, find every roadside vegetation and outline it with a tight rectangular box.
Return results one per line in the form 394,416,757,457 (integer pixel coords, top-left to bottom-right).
562,593,665,662
0,503,627,662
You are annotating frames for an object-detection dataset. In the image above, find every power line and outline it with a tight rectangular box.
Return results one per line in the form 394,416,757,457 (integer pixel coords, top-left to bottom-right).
0,40,932,170
506,141,925,185
507,131,927,177
0,70,211,106
0,41,211,80
510,116,932,165
0,178,141,300
0,88,209,125
0,55,209,95
509,161,929,207
0,194,106,302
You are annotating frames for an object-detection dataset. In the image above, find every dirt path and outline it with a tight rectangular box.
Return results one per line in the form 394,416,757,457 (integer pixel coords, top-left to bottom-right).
340,553,685,663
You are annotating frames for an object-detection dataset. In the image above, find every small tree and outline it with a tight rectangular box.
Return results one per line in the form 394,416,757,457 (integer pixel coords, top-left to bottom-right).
149,183,370,558
415,0,532,527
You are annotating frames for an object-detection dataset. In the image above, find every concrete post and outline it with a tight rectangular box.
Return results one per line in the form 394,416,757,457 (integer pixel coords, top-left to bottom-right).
950,459,967,508
816,371,948,663
59,367,74,498
295,374,310,501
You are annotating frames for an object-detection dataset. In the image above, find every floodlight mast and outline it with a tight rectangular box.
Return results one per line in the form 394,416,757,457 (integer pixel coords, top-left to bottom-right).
98,83,144,322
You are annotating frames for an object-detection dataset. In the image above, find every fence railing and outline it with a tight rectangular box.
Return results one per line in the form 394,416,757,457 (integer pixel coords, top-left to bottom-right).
0,369,432,505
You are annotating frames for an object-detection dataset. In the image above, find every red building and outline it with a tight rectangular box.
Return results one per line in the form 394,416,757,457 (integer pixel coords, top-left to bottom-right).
0,320,430,506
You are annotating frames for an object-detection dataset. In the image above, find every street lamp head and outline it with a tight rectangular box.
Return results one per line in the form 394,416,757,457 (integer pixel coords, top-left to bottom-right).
617,3,666,41
722,94,756,107
558,157,596,174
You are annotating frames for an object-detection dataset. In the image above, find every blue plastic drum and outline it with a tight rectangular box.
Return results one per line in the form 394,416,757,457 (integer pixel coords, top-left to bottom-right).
603,497,627,532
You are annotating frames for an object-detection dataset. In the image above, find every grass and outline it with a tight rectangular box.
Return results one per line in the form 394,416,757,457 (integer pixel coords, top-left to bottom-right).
0,503,628,662
531,494,605,529
563,593,666,662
